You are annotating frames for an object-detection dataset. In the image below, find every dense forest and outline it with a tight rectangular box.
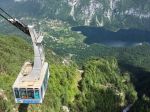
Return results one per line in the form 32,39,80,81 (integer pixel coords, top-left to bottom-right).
72,58,137,112
1,0,150,111
0,34,143,112
1,34,150,112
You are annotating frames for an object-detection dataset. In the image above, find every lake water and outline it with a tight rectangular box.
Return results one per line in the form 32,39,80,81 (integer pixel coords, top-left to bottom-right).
71,26,150,47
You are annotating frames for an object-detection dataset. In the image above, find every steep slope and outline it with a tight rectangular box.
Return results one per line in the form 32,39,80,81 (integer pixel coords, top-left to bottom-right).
0,0,150,30
73,58,137,112
0,34,33,75
0,35,33,111
0,34,80,112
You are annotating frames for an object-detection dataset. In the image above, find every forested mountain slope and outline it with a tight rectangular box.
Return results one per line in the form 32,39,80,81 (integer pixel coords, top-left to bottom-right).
0,34,139,111
0,0,150,30
0,0,150,111
0,35,79,111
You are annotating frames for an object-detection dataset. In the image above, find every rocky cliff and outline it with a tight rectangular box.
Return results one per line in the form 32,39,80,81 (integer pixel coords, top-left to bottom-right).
1,0,150,30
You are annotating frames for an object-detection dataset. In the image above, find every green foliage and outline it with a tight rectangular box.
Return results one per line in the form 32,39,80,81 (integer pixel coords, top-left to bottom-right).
0,34,80,112
2,0,150,30
74,43,150,71
130,95,150,112
0,33,149,112
41,64,80,112
72,58,137,112
0,34,33,75
0,35,33,111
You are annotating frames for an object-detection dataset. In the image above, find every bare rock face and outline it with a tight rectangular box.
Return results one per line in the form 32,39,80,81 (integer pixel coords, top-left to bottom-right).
0,89,7,101
62,106,70,112
0,89,8,112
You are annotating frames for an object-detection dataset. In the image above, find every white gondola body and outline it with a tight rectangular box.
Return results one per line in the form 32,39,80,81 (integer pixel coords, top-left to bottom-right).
13,62,50,104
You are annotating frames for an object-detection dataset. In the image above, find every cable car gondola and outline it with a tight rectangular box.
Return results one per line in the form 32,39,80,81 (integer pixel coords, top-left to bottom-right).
0,8,50,104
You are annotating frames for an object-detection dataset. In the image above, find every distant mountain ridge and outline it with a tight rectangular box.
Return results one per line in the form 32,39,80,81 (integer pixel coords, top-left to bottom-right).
1,0,150,30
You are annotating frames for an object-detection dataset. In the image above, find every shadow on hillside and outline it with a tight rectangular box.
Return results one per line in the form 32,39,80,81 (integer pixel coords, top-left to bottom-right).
119,62,150,97
18,104,28,112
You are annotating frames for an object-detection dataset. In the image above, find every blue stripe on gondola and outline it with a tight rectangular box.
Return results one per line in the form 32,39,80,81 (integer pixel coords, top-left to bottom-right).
16,99,42,104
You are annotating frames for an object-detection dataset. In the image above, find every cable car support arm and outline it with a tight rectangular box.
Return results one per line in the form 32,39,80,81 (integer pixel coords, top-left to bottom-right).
0,8,45,81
